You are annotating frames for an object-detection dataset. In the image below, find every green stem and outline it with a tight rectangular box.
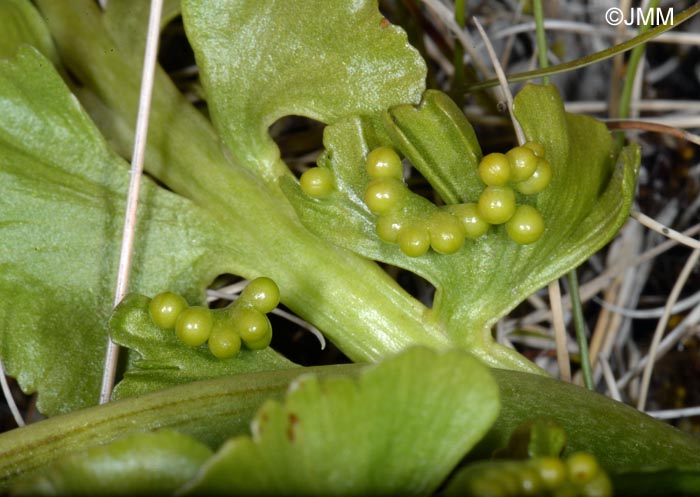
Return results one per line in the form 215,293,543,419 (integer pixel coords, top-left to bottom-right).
532,0,550,85
615,0,660,150
450,0,465,107
566,269,594,390
2,365,699,490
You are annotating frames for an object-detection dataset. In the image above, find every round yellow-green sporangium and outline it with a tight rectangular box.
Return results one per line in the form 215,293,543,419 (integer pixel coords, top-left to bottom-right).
477,186,516,225
175,306,213,347
478,152,511,186
300,167,334,198
366,146,403,180
397,224,430,257
505,205,544,244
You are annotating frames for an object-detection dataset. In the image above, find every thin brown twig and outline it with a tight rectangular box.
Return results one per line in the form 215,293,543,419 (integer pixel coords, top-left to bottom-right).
605,119,700,146
549,280,571,381
637,247,700,410
588,280,619,369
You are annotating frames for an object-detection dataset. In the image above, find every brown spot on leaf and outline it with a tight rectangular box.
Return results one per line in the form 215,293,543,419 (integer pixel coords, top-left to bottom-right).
257,412,269,435
286,413,299,442
380,17,391,28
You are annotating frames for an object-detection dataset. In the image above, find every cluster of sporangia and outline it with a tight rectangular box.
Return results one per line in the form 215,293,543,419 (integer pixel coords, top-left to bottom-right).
450,451,612,497
147,277,279,359
300,141,551,257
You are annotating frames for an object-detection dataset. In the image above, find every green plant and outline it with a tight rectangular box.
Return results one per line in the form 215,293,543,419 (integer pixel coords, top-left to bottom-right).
0,0,699,494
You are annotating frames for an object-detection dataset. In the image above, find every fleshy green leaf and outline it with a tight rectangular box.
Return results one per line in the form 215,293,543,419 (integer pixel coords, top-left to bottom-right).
0,0,59,64
180,347,500,496
11,430,212,497
0,47,237,414
384,90,483,204
102,0,182,60
473,369,700,469
0,366,331,491
110,294,295,399
181,0,427,183
283,85,639,370
1,366,698,492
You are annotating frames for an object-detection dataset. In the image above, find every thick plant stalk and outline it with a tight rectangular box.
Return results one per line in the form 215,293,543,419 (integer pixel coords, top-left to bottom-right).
0,366,327,490
1,365,699,491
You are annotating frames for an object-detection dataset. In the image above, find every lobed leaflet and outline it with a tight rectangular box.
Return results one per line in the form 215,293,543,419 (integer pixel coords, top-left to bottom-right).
300,132,552,256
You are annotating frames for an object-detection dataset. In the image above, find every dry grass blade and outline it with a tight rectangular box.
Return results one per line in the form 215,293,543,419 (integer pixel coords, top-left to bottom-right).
637,248,700,411
595,289,700,319
99,0,165,404
421,0,492,79
599,356,622,402
588,281,619,372
549,280,572,382
490,19,700,46
617,303,700,390
606,120,700,146
471,16,525,144
630,211,700,250
510,224,700,328
647,406,700,420
0,360,24,427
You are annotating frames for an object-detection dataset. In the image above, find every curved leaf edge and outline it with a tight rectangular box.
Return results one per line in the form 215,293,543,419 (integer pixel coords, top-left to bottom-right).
0,360,698,492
